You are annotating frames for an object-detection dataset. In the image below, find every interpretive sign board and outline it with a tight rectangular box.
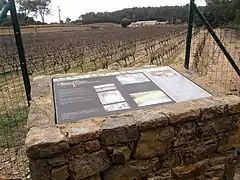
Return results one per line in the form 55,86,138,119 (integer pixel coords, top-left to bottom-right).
52,66,212,124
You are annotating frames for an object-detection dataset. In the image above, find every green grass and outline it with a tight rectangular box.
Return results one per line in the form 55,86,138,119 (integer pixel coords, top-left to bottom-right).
0,71,20,85
69,63,98,73
0,108,28,149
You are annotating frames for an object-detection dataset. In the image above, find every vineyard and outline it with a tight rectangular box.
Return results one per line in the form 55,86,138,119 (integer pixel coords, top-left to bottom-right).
0,25,187,76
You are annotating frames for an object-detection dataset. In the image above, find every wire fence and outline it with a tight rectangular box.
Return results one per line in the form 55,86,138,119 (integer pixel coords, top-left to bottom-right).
183,0,240,96
190,26,240,96
0,26,29,179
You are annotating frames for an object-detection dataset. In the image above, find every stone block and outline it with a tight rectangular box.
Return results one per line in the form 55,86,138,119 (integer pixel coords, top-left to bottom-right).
147,176,171,180
69,143,85,155
48,156,66,167
176,122,197,137
133,109,168,130
147,173,158,179
84,174,102,180
196,96,240,121
26,127,70,159
112,146,131,164
51,165,69,180
85,140,101,153
215,95,240,115
129,158,158,178
155,168,172,179
31,75,52,100
69,150,110,179
100,116,139,146
158,126,174,142
158,153,176,169
134,129,165,159
67,119,103,144
224,162,237,180
134,127,174,159
27,102,53,129
103,164,141,180
208,153,236,167
173,135,196,147
192,136,218,155
160,101,201,126
197,115,238,137
29,159,51,180
197,98,228,121
197,171,224,180
208,164,225,171
174,136,218,164
172,160,209,179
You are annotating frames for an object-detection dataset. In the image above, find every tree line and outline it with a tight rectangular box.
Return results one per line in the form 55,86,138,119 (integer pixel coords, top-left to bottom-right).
1,0,240,26
196,0,240,27
79,6,190,24
2,0,51,26
79,0,240,26
17,0,51,23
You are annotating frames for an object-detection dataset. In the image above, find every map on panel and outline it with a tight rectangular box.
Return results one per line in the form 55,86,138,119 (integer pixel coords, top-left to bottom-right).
52,66,212,124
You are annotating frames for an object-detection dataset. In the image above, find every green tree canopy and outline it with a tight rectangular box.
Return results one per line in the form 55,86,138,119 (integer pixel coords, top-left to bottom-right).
2,13,36,26
65,17,71,23
199,0,240,26
78,2,240,27
17,0,37,16
35,0,51,23
121,18,131,27
79,6,190,24
17,0,51,23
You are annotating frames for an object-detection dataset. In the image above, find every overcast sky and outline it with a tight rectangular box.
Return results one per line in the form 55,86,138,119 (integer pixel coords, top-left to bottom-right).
38,0,206,23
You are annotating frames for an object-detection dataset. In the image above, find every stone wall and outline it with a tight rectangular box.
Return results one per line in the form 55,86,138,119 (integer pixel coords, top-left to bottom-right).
25,75,240,180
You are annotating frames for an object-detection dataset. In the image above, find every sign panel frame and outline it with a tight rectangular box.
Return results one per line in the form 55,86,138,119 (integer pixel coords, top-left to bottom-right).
52,66,212,124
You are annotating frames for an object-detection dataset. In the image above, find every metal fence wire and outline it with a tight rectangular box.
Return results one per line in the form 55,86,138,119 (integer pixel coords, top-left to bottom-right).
184,1,240,96
190,27,240,96
0,26,29,179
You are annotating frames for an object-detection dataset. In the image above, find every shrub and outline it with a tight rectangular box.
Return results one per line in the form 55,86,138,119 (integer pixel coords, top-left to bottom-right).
121,18,132,28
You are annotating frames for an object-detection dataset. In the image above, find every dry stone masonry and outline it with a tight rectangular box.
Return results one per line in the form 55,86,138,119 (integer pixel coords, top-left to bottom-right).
25,75,240,180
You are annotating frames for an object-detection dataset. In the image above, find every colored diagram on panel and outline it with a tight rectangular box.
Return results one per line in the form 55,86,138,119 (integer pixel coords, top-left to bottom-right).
116,73,150,85
130,90,172,107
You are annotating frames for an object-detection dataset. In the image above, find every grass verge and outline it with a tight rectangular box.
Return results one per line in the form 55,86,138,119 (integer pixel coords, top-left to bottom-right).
0,108,28,149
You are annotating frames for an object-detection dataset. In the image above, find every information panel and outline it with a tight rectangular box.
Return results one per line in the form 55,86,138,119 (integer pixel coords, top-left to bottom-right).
52,66,212,124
